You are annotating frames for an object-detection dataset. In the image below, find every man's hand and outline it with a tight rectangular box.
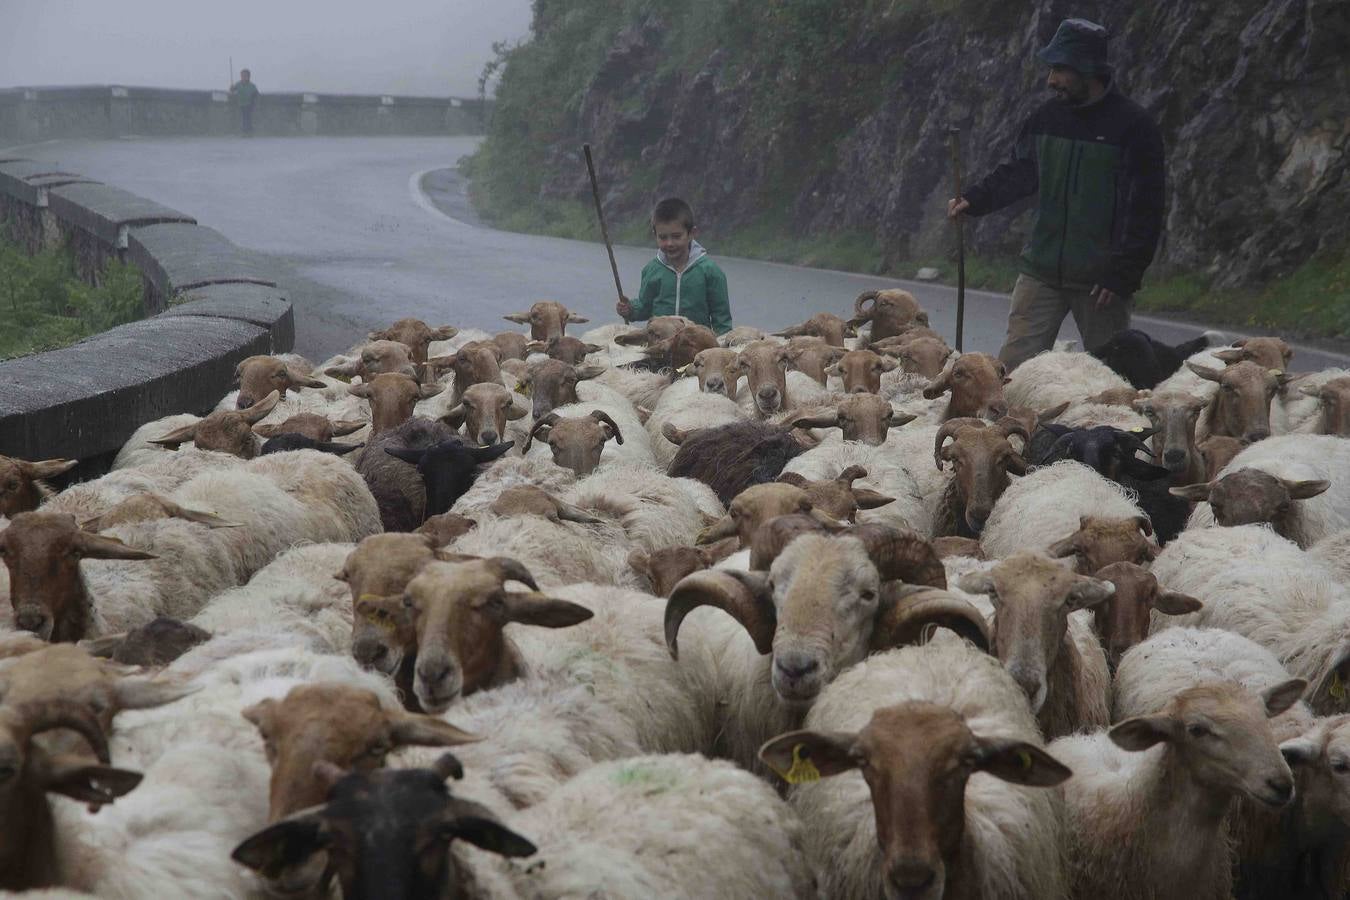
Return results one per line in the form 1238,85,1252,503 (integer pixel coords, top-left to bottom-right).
615,296,632,319
947,197,970,219
1091,285,1122,310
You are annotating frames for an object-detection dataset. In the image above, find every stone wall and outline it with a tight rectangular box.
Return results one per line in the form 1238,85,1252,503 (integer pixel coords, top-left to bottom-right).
0,84,489,143
0,157,294,463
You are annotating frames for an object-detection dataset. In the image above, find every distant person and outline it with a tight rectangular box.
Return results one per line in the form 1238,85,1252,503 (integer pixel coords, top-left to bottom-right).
948,18,1166,370
616,197,733,336
229,68,260,136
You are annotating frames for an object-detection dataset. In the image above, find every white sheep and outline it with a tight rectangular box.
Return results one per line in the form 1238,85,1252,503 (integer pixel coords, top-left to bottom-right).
979,460,1145,559
1274,367,1350,434
780,440,931,536
761,640,1069,899
1005,350,1131,412
563,463,721,552
645,377,745,467
450,453,577,519
445,513,638,589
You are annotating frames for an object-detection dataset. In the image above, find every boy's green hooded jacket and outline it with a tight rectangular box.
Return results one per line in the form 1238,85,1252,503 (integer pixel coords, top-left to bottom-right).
630,241,733,335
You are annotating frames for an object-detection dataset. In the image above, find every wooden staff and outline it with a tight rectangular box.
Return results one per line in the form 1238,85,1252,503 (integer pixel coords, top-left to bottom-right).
583,143,628,323
949,127,966,352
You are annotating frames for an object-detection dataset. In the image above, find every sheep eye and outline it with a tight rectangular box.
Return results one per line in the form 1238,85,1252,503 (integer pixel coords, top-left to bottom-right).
859,589,877,602
1186,723,1212,738
401,595,414,609
1333,761,1350,774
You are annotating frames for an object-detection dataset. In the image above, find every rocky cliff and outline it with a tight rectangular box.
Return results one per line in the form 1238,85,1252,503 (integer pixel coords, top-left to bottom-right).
478,0,1348,289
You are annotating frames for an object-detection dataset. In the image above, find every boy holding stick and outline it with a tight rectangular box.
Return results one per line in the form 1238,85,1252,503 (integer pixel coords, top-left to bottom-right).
616,198,733,335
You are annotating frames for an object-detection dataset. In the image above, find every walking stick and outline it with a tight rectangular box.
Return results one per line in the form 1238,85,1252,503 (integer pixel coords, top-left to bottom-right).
949,127,966,353
583,143,628,324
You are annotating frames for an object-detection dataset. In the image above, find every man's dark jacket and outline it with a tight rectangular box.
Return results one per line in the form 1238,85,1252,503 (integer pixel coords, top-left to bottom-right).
963,80,1166,297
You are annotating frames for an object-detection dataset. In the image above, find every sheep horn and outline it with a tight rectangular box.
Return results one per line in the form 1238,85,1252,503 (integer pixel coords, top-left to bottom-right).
933,418,984,469
522,413,558,453
589,410,624,445
870,585,991,653
662,422,691,445
790,411,840,430
995,419,1031,445
554,500,602,525
850,524,946,588
21,700,111,764
696,515,737,545
665,570,775,659
482,557,540,592
853,290,879,319
836,465,868,486
748,513,833,571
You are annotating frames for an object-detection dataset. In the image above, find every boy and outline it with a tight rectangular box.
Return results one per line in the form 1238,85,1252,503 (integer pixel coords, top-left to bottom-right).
616,197,733,335
229,69,260,136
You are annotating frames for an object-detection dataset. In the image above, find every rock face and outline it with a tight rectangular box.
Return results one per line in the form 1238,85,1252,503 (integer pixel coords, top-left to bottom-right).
507,0,1348,289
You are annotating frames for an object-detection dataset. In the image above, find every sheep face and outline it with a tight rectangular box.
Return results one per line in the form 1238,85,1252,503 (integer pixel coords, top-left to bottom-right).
774,312,852,348
349,373,443,436
690,347,741,396
1,512,156,643
80,492,239,532
778,466,895,523
1196,435,1247,480
1135,391,1207,478
614,315,692,347
1111,681,1300,808
487,485,600,525
850,289,927,343
792,395,912,446
647,325,718,370
960,554,1114,714
341,534,443,674
441,382,525,447
628,540,738,597
368,318,457,367
761,703,1069,900
784,337,843,387
81,616,211,666
1090,562,1201,670
1035,425,1166,482
1171,468,1330,531
254,412,365,442
431,341,502,404
923,353,1009,421
879,336,952,379
1301,376,1350,437
828,350,897,395
503,300,587,341
527,335,602,365
1213,337,1293,372
242,683,478,821
1189,360,1289,442
523,411,620,477
234,355,325,409
327,341,419,382
232,761,535,900
490,331,530,362
699,482,814,549
150,390,281,458
0,456,76,518
737,341,792,416
1279,716,1350,844
521,359,604,421
936,421,1028,534
402,559,587,713
415,513,476,547
392,439,515,521
1047,515,1157,575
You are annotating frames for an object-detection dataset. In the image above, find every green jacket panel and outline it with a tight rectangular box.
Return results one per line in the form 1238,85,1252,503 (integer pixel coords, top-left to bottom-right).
630,245,733,335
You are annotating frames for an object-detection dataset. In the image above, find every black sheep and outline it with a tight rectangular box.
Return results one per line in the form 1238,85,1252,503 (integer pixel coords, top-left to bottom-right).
1090,329,1213,389
668,420,806,505
386,439,515,520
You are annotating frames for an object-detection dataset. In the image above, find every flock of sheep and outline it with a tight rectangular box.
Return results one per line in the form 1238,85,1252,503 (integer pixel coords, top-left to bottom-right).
3,288,1350,899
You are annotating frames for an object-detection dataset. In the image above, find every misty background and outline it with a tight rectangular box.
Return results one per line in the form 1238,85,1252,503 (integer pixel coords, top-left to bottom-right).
0,0,533,96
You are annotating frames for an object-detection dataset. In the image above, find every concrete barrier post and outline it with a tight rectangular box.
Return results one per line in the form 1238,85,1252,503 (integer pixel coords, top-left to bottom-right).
301,94,319,135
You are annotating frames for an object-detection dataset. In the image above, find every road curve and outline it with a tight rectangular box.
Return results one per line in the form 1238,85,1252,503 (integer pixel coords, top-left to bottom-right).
11,135,1346,371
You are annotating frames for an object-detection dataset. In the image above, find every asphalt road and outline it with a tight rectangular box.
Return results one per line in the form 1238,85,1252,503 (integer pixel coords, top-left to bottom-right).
11,135,1348,371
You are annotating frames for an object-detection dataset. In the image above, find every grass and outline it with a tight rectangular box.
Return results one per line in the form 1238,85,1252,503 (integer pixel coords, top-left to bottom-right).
0,231,145,360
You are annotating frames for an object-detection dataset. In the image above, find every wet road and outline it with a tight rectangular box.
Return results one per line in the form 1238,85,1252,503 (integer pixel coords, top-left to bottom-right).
10,135,1346,370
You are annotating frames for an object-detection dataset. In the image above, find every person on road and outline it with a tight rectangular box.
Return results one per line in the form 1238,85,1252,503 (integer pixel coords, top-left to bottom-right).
949,18,1166,370
616,197,733,336
229,69,260,137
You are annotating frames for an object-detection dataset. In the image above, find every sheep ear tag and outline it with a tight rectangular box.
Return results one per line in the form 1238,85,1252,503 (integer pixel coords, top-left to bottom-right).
331,373,353,384
1331,673,1347,702
1017,749,1034,771
516,382,532,398
675,363,692,375
782,744,821,785
1130,427,1145,434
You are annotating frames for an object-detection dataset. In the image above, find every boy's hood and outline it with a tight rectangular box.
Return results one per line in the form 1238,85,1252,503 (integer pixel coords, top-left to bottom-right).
657,240,708,270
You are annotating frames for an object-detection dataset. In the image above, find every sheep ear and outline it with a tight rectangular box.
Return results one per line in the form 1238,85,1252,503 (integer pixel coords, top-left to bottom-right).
1187,362,1224,383
418,383,445,399
437,800,537,857
18,458,78,479
575,365,606,381
113,677,198,710
441,404,467,427
389,715,482,748
471,442,514,464
72,532,157,561
347,383,373,399
1047,535,1078,559
566,312,589,324
957,572,995,595
500,592,593,628
505,403,528,421
502,312,531,324
1038,401,1070,423
1067,576,1115,611
40,756,143,804
385,447,423,464
1212,348,1246,364
758,730,859,783
1263,679,1308,718
698,536,741,565
232,816,331,875
1151,590,1203,616
853,489,896,510
626,549,650,577
1280,737,1320,767
1110,715,1180,751
970,737,1071,787
1283,478,1331,500
824,364,842,377
148,422,199,447
1169,482,1213,502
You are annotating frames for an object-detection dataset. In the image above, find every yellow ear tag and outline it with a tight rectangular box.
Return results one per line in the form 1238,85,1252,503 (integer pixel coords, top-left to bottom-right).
1017,749,1033,771
516,381,532,398
1270,369,1284,376
1331,672,1346,702
675,364,692,375
1130,426,1144,433
331,373,353,384
783,744,821,785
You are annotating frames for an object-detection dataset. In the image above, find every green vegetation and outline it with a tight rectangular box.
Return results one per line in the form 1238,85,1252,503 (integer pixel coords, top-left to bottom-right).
0,233,145,360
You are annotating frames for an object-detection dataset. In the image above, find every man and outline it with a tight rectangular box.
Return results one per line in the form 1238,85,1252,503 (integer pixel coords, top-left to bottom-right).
949,18,1166,369
229,69,260,136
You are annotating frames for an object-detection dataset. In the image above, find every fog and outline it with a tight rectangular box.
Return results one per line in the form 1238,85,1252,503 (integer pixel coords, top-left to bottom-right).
0,0,533,96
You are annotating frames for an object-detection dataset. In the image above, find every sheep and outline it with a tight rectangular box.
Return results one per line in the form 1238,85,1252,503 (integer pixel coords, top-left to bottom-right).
733,339,795,418
348,372,444,436
233,752,817,900
628,538,740,597
1147,524,1350,715
1004,349,1131,412
684,346,743,396
759,640,1069,900
877,334,952,379
667,419,807,504
426,339,504,405
923,352,1010,421
646,376,745,468
1214,335,1295,371
1046,514,1159,574
449,453,576,520
631,323,718,371
979,461,1147,559
48,450,249,523
488,330,529,361
1173,433,1350,548
959,553,1115,739
354,416,458,531
385,438,517,524
1134,390,1210,484
790,394,916,446
783,336,845,385
848,289,928,344
664,527,961,770
77,491,239,532
1088,562,1202,670
694,482,819,550
251,411,365,442
79,617,211,667
523,409,644,475
718,324,768,347
0,456,77,517
323,339,420,381
1197,434,1248,479
147,391,281,459
1274,368,1350,435
1189,359,1291,442
1089,329,1215,389
525,334,604,364
774,311,853,347
502,300,588,340
932,417,1030,538
777,466,897,522
438,381,527,447
367,318,458,368
1049,680,1299,900
232,354,329,409
827,349,897,395
416,512,476,546
513,358,605,421
781,444,929,536
562,463,720,552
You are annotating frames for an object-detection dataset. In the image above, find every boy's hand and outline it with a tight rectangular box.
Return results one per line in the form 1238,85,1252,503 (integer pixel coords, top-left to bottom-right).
615,296,632,319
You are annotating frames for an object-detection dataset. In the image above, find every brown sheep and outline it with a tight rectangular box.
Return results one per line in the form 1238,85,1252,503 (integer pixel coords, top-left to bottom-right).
628,539,740,598
427,340,503,404
1090,562,1201,669
1046,514,1158,574
784,337,845,386
923,353,1010,421
874,335,952,379
323,340,419,382
773,312,854,348
1196,435,1248,480
525,335,604,365
502,300,589,341
849,289,928,343
253,412,365,442
1134,390,1209,484
1214,336,1294,372
791,395,915,446
777,465,896,522
348,374,443,436
0,456,77,518
736,340,793,417
516,359,605,421
828,349,898,395
234,355,326,409
522,410,624,476
368,318,458,368
933,418,1029,537
1188,360,1291,442
1298,376,1350,437
490,331,531,362
688,347,742,397
440,382,526,447
149,391,280,458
